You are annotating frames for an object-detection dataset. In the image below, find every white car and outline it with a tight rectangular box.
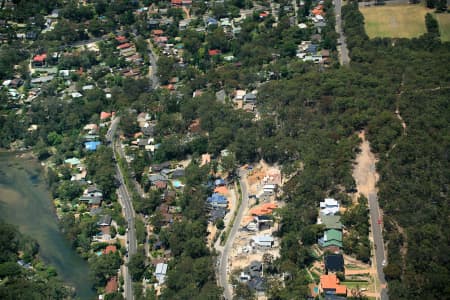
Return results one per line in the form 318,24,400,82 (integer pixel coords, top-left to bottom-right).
382,259,387,266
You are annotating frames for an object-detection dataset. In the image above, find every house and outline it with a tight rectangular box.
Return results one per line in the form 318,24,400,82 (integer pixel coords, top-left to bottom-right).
105,276,118,294
83,123,99,135
318,229,342,249
154,181,168,190
209,208,227,222
320,198,340,215
150,162,171,172
171,0,182,6
207,193,228,208
100,111,112,121
149,174,168,185
117,42,132,50
30,75,54,86
324,254,344,274
172,168,185,178
248,277,266,292
320,274,347,296
201,153,211,166
263,184,277,194
64,157,81,168
115,35,128,43
244,93,257,103
318,213,343,230
154,263,168,285
251,235,274,248
85,141,101,151
205,17,218,27
215,178,226,186
32,53,47,67
97,215,112,227
208,49,221,56
103,245,117,255
80,186,103,207
249,203,277,216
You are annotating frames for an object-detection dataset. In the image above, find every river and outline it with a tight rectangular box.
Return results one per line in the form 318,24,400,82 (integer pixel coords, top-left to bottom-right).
0,152,95,300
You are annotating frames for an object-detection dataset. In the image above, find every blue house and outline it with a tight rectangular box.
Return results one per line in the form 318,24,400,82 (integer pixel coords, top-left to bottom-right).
215,178,226,186
207,193,228,208
85,141,101,151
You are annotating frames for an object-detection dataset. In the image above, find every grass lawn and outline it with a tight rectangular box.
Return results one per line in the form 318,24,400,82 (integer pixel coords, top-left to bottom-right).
360,4,450,41
342,281,370,289
435,13,450,41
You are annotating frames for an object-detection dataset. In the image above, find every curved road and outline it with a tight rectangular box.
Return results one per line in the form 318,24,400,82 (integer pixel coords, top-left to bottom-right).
107,117,137,300
218,168,248,300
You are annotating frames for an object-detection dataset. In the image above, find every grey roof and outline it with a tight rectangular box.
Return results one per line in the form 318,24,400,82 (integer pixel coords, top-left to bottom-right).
149,174,168,183
97,215,112,226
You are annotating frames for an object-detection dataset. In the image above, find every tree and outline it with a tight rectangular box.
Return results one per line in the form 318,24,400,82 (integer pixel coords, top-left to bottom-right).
128,252,146,282
425,13,440,35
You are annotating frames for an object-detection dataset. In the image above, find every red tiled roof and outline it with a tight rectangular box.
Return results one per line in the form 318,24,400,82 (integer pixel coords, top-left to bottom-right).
103,245,117,255
115,36,128,43
171,0,182,4
100,111,112,120
155,181,167,189
320,274,347,295
105,276,118,294
208,49,221,56
117,43,132,49
152,29,164,35
33,53,47,62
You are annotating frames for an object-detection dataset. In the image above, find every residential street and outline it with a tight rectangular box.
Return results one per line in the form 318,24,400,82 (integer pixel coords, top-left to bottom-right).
353,131,388,300
108,117,136,300
147,39,159,90
334,0,350,65
218,168,249,300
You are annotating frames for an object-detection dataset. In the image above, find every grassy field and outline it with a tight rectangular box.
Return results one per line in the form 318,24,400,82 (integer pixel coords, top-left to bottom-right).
360,4,450,41
435,13,450,41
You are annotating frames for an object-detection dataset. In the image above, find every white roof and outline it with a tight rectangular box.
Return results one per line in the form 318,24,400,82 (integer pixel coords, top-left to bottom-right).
155,263,168,275
323,198,338,206
253,235,274,243
263,184,276,190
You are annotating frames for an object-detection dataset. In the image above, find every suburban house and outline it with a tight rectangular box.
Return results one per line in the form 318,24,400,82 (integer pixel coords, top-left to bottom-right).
149,174,168,186
85,141,101,151
97,215,112,227
80,185,103,208
320,274,347,297
64,157,81,168
154,263,168,285
320,198,340,215
324,254,344,274
317,213,343,230
263,184,277,195
319,229,343,249
251,235,274,248
171,168,185,178
32,53,47,67
105,276,118,294
207,193,228,208
103,245,117,255
150,162,171,172
249,203,277,216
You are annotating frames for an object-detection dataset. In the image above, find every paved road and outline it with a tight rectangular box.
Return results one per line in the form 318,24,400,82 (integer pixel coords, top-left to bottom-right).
147,40,159,89
368,192,388,300
218,169,249,300
108,117,137,300
334,0,350,65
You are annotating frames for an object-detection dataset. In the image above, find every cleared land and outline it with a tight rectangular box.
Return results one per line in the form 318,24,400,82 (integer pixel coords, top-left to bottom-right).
435,13,450,41
360,4,450,41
